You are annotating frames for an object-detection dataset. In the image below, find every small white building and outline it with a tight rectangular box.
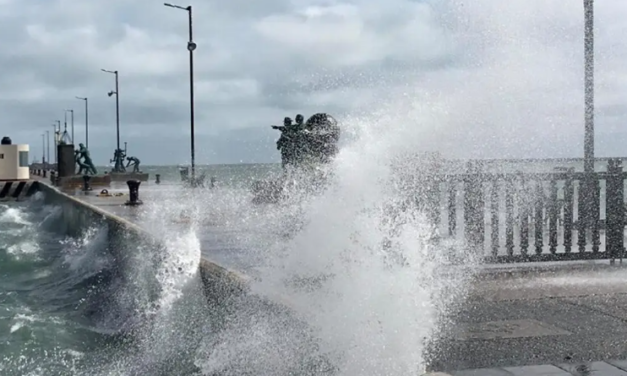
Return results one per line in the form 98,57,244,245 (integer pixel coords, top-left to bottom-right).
0,139,29,181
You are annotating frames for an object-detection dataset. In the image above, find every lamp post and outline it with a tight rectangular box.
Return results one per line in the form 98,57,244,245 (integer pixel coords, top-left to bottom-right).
576,0,596,230
583,0,594,173
51,123,59,165
64,111,68,142
101,69,121,158
164,2,197,182
41,133,45,165
65,109,74,144
55,120,61,150
46,130,50,166
75,97,89,148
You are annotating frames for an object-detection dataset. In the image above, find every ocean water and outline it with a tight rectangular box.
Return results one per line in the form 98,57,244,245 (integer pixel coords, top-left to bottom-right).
0,200,111,375
103,158,627,189
99,163,284,188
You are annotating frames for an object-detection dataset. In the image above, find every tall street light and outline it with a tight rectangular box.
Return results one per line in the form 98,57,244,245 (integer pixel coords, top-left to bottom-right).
52,123,59,164
46,130,50,165
64,111,68,141
164,2,197,181
583,0,594,173
41,133,45,164
55,120,61,149
65,109,74,144
76,97,89,148
102,69,121,155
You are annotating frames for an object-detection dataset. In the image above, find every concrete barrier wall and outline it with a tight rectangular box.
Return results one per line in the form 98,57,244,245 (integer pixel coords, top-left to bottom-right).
36,183,249,307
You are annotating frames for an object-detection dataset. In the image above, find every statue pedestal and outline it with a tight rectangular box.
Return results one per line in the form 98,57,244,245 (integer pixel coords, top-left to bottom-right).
57,174,112,189
108,172,149,182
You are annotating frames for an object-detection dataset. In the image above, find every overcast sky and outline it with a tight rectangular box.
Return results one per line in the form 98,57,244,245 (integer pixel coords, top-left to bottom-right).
2,0,627,165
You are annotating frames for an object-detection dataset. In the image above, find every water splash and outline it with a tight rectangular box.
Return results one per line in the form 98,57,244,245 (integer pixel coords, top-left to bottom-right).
0,206,30,225
59,227,111,272
184,95,478,376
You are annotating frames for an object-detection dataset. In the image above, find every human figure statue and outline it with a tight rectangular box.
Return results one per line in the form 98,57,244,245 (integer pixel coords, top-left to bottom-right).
75,150,89,175
76,143,97,175
294,114,304,130
111,148,126,172
272,117,299,168
126,156,141,173
303,113,340,164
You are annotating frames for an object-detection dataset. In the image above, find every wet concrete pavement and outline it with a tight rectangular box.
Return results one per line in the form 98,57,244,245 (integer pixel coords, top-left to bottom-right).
438,360,627,375
429,292,627,371
428,268,627,373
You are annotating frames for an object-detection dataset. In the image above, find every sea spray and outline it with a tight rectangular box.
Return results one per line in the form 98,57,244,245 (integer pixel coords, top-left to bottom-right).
82,196,208,375
187,96,478,375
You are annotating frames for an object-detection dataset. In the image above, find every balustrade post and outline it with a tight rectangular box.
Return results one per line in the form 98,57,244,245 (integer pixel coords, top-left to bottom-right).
464,161,485,252
606,159,624,261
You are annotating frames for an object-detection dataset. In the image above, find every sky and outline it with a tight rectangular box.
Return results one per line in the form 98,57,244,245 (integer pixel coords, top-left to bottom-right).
2,0,627,165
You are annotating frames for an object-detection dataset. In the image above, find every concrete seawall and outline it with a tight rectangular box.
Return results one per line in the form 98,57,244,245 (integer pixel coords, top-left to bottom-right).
36,182,251,311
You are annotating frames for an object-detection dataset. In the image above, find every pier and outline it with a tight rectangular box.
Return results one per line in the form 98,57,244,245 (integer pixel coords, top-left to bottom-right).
21,141,627,375
28,172,627,376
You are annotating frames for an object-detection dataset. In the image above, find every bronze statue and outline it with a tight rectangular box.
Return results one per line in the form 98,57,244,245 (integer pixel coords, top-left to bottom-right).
270,113,340,169
75,143,97,175
254,112,342,204
294,114,304,130
273,117,300,168
126,156,141,173
111,148,126,173
75,150,88,174
304,113,340,164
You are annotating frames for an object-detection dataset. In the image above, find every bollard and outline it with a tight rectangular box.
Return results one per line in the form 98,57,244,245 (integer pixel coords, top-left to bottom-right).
50,171,55,183
155,174,161,184
82,175,92,192
43,170,47,178
125,180,143,206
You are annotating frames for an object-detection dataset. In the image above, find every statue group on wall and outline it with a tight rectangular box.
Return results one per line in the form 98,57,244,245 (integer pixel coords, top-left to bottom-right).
110,148,141,173
75,143,97,175
271,113,341,169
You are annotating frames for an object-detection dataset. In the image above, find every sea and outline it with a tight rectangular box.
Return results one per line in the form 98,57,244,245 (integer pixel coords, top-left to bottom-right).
0,159,623,375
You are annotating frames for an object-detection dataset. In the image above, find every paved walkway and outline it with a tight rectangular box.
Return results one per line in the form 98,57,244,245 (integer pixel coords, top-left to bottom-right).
427,267,627,373
429,360,627,375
